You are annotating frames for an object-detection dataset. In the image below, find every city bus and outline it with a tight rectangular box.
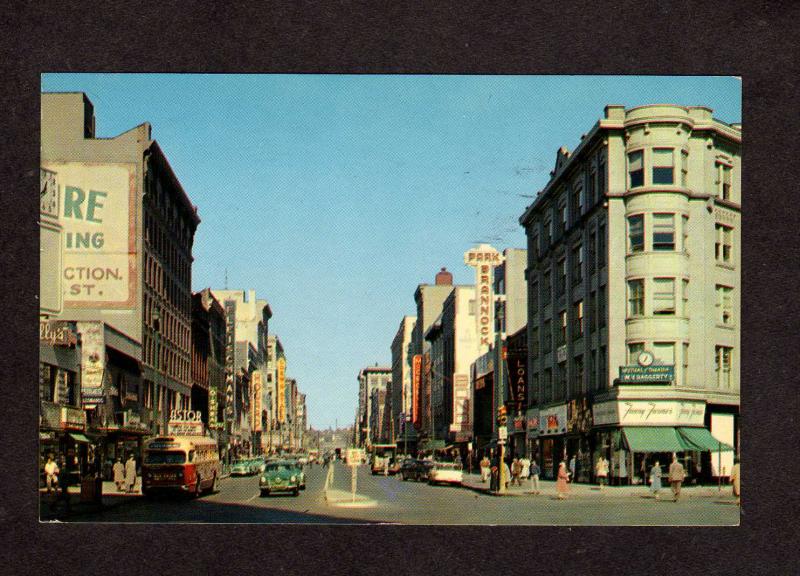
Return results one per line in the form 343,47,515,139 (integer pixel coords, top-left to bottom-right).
370,443,397,475
142,435,221,498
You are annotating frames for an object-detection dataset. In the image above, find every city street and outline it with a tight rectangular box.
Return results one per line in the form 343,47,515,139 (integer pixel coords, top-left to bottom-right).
54,461,739,525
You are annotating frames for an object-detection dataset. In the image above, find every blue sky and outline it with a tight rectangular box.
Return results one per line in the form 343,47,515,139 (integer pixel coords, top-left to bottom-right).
41,74,741,429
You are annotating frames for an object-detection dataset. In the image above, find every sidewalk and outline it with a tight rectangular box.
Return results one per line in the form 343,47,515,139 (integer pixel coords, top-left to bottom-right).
460,473,737,501
39,480,143,521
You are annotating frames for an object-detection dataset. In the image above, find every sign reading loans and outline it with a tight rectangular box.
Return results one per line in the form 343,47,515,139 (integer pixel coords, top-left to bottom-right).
43,162,136,308
464,244,503,352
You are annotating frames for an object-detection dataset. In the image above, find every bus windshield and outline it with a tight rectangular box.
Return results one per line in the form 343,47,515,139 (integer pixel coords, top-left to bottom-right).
145,451,186,465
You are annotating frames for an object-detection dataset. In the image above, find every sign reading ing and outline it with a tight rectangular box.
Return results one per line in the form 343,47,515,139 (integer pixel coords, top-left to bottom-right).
464,244,503,351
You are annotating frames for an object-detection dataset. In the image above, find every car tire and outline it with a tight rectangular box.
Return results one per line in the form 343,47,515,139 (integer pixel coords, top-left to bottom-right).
293,488,299,497
260,489,269,497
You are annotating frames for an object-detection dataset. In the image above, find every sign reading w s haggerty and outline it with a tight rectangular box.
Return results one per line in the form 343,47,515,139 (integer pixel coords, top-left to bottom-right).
618,364,675,383
43,161,136,308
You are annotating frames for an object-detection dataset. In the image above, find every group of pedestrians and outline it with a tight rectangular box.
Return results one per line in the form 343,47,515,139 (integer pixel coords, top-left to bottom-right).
479,454,541,494
112,454,138,493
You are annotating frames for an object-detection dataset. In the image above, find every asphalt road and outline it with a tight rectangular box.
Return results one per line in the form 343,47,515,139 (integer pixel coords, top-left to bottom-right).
68,461,740,525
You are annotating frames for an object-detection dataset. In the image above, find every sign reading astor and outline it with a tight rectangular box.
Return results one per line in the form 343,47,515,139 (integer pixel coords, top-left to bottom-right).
464,244,503,351
42,162,136,308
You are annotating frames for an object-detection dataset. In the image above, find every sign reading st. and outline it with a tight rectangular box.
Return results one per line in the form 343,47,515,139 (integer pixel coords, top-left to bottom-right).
42,161,136,308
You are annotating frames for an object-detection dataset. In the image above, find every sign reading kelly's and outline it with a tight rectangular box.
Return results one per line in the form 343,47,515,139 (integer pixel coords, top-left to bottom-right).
42,162,136,308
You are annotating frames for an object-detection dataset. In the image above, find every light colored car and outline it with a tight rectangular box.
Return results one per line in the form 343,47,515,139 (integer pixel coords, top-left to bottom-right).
428,461,463,485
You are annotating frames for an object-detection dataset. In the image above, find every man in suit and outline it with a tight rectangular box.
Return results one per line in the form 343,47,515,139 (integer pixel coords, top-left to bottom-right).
668,454,686,502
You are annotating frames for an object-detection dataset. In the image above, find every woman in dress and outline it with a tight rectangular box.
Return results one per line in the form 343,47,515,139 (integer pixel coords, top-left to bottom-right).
556,461,570,499
650,460,662,500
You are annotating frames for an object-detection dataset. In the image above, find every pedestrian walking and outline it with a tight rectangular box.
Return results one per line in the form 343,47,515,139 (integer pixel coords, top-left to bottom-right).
480,455,491,483
668,454,686,502
490,459,499,492
568,455,576,483
520,456,531,480
649,460,662,500
595,455,609,490
113,458,125,492
124,454,137,494
730,457,740,506
556,461,570,499
502,460,511,490
511,458,522,486
529,460,541,494
44,455,59,496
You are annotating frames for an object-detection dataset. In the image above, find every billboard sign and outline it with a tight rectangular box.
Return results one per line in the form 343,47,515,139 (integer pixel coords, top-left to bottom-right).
42,162,137,308
252,370,263,432
411,354,421,429
277,357,286,423
77,321,106,408
451,372,471,435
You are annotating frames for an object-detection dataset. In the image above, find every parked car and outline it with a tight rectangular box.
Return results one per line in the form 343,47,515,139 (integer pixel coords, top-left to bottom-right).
259,461,301,497
400,458,434,482
399,458,418,481
428,461,463,485
230,458,253,476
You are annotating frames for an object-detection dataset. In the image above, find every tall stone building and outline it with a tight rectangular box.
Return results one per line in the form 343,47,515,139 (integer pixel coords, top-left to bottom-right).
356,366,391,447
519,104,740,482
390,315,416,451
41,93,199,468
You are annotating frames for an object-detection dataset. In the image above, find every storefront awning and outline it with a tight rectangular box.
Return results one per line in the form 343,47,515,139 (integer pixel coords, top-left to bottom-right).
622,427,688,453
677,427,734,452
69,432,91,443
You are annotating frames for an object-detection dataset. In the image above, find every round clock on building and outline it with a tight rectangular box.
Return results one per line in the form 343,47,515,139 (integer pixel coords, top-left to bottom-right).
637,351,654,367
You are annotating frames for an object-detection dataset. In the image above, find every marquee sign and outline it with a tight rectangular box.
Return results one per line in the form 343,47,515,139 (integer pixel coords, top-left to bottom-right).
168,409,204,436
464,244,503,351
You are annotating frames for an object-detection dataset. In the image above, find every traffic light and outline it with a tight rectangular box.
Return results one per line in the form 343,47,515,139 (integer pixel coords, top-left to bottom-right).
497,405,507,426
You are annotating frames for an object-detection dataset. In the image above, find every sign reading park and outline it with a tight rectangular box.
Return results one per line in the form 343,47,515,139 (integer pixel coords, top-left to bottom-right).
43,162,137,308
464,244,503,351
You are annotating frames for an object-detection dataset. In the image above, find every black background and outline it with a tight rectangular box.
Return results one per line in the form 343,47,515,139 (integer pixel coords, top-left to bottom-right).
2,1,798,574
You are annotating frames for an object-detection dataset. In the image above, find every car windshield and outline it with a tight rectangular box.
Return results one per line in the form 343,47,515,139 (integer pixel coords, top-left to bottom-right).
266,464,290,473
433,461,461,470
145,451,186,464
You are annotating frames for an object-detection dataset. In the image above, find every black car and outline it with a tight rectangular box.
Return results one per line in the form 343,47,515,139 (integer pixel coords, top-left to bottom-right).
400,458,434,482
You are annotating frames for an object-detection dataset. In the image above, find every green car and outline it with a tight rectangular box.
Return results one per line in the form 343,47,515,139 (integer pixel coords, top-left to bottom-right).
230,458,253,476
259,461,301,497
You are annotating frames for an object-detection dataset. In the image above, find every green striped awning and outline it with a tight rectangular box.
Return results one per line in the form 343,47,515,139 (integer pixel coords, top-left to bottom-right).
622,427,689,453
69,432,91,443
677,427,734,451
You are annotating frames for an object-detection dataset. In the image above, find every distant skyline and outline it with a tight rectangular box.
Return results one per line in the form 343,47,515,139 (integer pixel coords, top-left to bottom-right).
41,74,741,429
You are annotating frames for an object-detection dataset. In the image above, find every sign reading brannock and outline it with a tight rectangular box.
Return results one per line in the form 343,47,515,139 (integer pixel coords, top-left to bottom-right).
592,400,706,427
464,244,503,351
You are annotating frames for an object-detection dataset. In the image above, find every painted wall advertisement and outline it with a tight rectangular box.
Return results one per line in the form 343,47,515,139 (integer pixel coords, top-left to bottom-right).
525,408,540,440
252,371,263,433
277,357,286,423
464,244,503,351
77,321,106,408
538,404,568,436
42,162,137,308
592,400,706,427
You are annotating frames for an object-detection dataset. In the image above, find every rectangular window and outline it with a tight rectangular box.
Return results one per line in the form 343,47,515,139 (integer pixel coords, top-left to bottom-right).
557,258,566,296
571,186,582,223
544,368,553,401
653,342,675,366
682,215,689,253
682,343,689,386
530,281,539,314
652,213,675,251
652,148,675,184
558,310,567,345
716,224,733,263
628,214,644,253
531,326,539,358
722,164,732,200
573,300,584,339
715,346,733,387
598,156,606,195
531,232,539,259
599,346,607,388
597,221,606,266
558,202,567,236
680,150,689,187
574,354,584,394
628,342,645,364
590,350,597,390
716,285,733,324
543,218,552,247
682,279,690,317
598,285,606,328
589,290,597,333
628,150,644,188
543,320,552,353
558,361,567,397
588,170,596,205
543,269,552,305
653,278,676,315
572,244,583,285
588,230,596,273
628,279,644,317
